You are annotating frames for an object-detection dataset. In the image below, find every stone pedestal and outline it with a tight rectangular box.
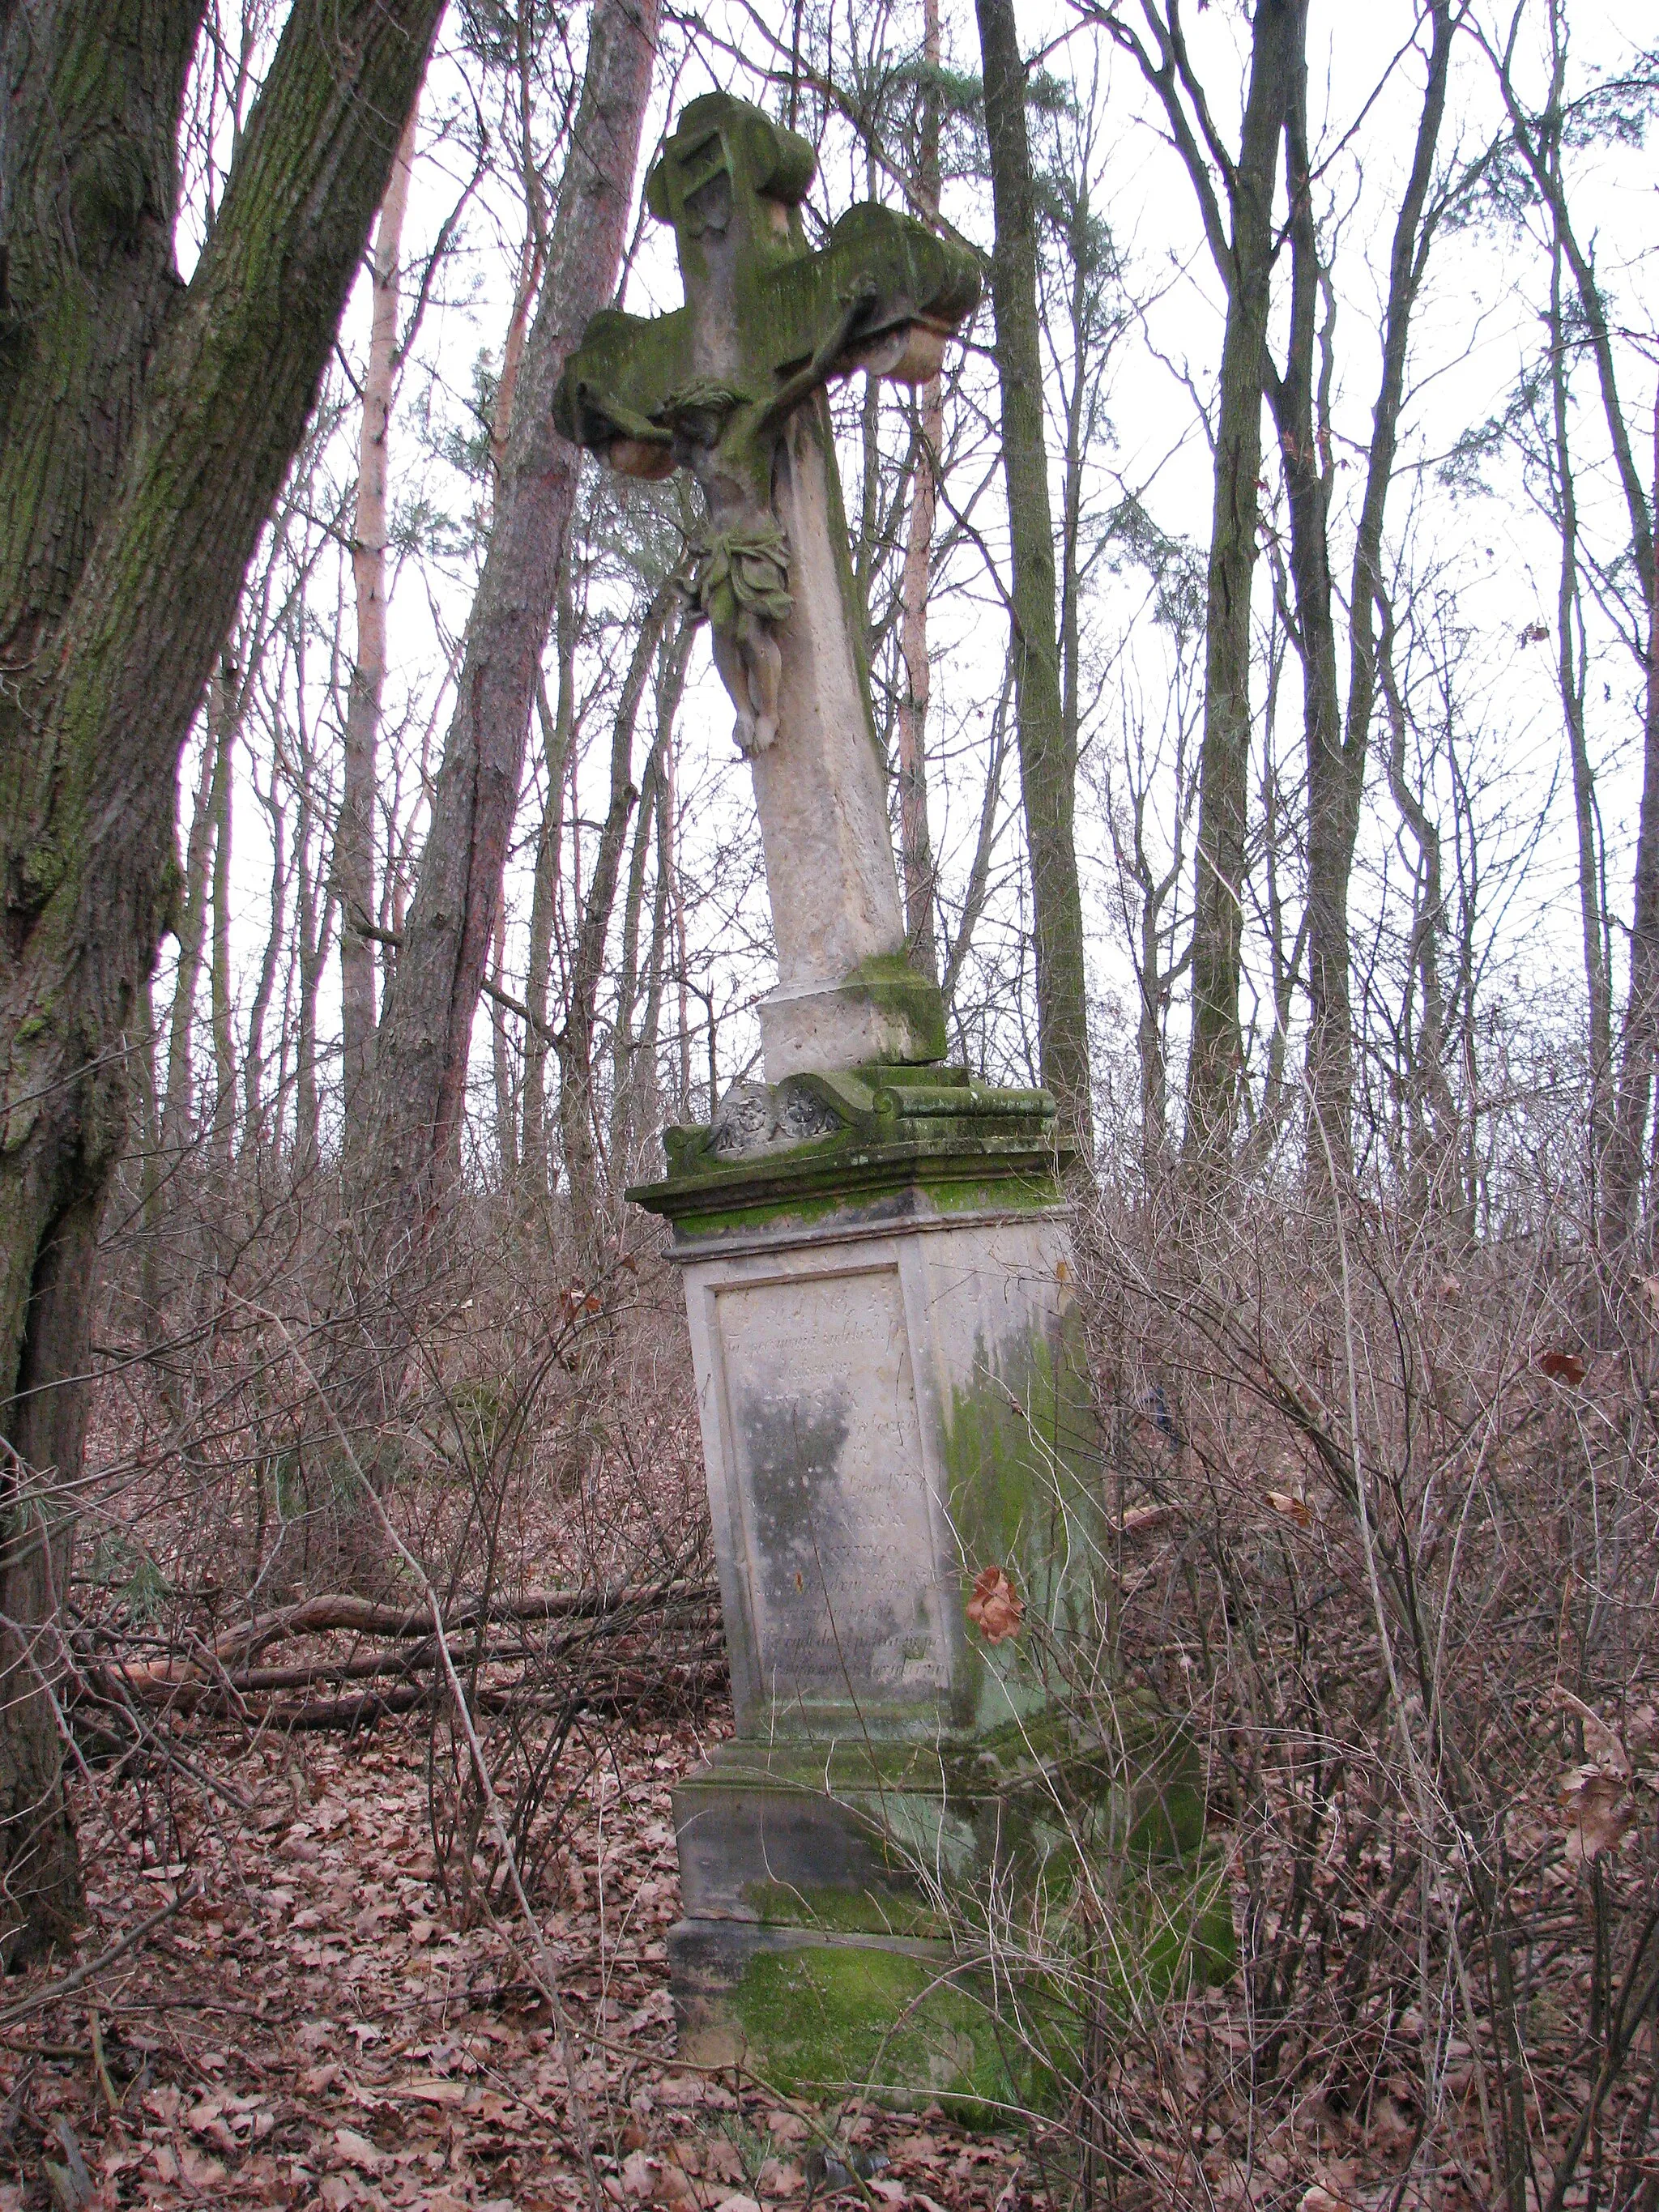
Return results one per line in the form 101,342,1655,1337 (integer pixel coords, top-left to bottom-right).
631,1069,1197,2107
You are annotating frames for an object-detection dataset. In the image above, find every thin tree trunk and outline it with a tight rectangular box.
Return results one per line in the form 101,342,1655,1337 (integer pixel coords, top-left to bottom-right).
557,584,672,1267
942,658,1013,1012
522,573,578,1193
489,906,518,1185
974,0,1093,1153
1377,587,1456,1210
208,668,237,1160
895,0,944,986
1610,395,1659,1243
163,735,219,1160
1484,5,1659,1243
1275,0,1452,1185
350,0,660,1243
611,615,690,1178
339,96,420,1113
1179,2,1295,1161
1546,231,1611,1140
244,763,288,1153
0,0,441,1958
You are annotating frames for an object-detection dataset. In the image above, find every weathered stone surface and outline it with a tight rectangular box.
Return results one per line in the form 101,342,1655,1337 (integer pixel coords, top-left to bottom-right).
679,1197,1088,1740
552,92,976,1081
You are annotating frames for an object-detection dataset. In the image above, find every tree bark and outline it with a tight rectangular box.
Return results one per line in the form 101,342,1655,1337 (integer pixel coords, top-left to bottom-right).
207,669,237,1160
1273,1,1451,1185
1092,0,1297,1162
0,0,442,1957
339,97,420,1115
1483,6,1659,1244
1179,2,1295,1161
895,0,944,987
974,0,1094,1153
522,577,578,1196
557,585,672,1268
350,0,660,1242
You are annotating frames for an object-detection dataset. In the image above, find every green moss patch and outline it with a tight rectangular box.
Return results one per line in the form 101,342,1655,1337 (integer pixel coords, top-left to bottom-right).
728,1939,1056,2120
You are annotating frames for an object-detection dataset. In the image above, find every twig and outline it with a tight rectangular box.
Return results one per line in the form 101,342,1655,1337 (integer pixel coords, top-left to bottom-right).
0,1885,200,2031
87,2006,120,2114
249,1298,609,2212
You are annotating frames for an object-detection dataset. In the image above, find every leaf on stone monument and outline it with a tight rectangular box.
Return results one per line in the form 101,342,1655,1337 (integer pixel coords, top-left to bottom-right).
1265,1490,1312,1528
966,1566,1023,1644
1538,1349,1587,1385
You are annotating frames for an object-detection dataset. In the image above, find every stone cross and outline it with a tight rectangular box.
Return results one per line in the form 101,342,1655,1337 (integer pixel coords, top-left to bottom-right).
554,92,979,1080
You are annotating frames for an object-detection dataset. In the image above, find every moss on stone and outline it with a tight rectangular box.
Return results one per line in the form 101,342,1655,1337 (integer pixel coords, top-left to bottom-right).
740,1879,945,1937
727,1938,1059,2119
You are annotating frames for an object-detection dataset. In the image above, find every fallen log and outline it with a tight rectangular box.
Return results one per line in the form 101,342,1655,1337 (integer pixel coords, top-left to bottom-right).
262,1648,728,1732
96,1575,719,1694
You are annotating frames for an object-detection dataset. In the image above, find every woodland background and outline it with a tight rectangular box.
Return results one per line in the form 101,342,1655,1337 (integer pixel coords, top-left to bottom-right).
0,0,1656,2207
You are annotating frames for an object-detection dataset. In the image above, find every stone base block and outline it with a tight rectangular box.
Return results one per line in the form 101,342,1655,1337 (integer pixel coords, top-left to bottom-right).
668,1918,1042,2116
758,959,947,1083
666,1734,1235,2114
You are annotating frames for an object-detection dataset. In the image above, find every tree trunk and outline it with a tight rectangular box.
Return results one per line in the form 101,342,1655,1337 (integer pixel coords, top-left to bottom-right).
1546,230,1612,1149
162,732,220,1161
557,585,672,1268
522,573,578,1195
208,669,237,1161
974,0,1094,1153
350,0,660,1244
339,97,420,1114
489,906,518,1185
0,0,442,1959
1180,1,1296,1161
1485,2,1659,1244
895,0,944,987
611,615,690,1181
1276,0,1452,1185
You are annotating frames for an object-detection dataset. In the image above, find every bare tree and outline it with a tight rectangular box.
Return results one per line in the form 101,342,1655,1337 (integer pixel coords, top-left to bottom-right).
0,0,441,1957
975,0,1095,1152
338,99,421,1115
350,0,662,1247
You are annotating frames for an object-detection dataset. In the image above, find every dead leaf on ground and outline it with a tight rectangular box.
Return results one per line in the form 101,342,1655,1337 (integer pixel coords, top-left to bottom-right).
1549,1685,1631,1777
1113,1503,1179,1536
1538,1349,1587,1385
1559,1765,1635,1863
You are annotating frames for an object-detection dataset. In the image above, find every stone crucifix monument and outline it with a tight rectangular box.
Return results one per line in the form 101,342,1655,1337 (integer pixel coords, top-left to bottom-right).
555,94,1221,2108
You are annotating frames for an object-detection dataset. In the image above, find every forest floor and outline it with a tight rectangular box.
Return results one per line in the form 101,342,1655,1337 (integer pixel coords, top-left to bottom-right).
0,1709,1042,2212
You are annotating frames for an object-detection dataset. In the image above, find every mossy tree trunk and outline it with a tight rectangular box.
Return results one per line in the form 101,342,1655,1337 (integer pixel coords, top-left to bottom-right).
974,0,1094,1155
0,0,441,1960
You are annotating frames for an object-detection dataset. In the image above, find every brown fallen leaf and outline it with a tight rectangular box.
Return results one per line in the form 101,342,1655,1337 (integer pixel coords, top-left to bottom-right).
1550,1686,1631,1778
1560,1766,1635,1863
1266,1490,1312,1528
621,2150,662,2201
966,1566,1023,1644
333,2124,388,2173
1113,1503,1179,1536
1538,1349,1587,1385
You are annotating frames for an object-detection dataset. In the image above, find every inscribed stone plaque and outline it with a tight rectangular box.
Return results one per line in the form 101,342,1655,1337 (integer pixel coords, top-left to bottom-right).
714,1267,949,1703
